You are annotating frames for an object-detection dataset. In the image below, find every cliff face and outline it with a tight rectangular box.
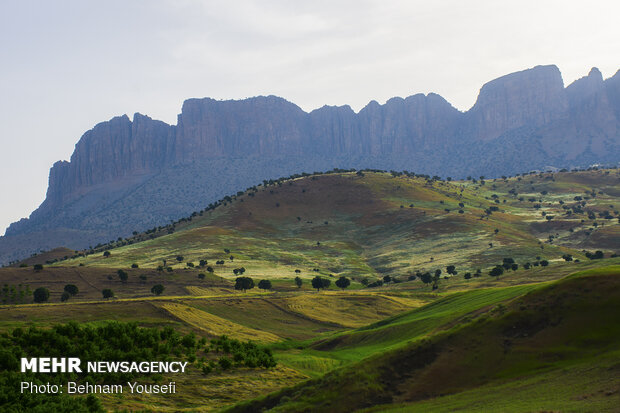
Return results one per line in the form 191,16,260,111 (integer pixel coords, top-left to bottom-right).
42,114,173,209
467,65,568,141
2,64,619,264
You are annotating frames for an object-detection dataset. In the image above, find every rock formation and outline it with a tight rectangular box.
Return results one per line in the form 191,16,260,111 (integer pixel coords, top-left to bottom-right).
1,65,619,264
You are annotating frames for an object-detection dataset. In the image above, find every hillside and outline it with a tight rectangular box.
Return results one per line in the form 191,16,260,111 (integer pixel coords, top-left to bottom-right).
40,168,620,280
2,64,619,264
229,266,620,412
1,169,619,412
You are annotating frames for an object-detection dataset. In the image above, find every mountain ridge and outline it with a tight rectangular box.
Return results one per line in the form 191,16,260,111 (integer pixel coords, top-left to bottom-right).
2,64,619,264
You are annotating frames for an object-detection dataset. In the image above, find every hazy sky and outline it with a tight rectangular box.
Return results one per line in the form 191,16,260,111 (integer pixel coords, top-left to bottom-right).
1,0,619,234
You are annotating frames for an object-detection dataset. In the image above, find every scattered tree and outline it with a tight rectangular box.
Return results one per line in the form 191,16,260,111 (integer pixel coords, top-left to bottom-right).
419,272,433,286
489,266,504,278
61,291,71,302
335,276,351,290
294,276,302,288
235,277,254,292
102,289,114,299
117,269,128,283
151,284,165,295
63,284,79,296
258,280,272,290
33,287,49,303
311,276,331,291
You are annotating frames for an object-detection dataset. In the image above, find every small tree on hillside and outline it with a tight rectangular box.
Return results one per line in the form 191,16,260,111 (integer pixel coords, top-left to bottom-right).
103,251,111,258
33,264,43,272
117,269,128,283
198,273,206,280
63,284,79,296
489,266,504,279
102,289,114,299
294,276,302,288
61,291,71,302
151,284,165,296
419,272,433,286
311,276,330,291
335,276,351,290
258,280,272,290
33,287,49,303
235,277,254,292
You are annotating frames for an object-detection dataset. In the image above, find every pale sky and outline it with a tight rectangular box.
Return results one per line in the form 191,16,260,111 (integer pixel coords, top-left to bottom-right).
1,0,619,234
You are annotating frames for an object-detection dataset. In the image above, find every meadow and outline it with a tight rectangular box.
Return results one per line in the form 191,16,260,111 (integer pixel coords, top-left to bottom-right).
1,168,619,412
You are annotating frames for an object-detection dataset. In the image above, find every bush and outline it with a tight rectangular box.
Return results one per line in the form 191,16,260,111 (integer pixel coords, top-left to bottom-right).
489,266,504,278
198,273,206,280
311,276,331,291
258,280,272,290
335,276,351,290
61,291,71,302
33,264,43,272
117,269,128,283
33,287,49,303
151,284,165,295
218,356,232,370
235,277,254,292
102,289,114,299
63,284,79,296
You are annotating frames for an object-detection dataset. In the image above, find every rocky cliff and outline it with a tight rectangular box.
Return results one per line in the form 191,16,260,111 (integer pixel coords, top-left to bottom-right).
2,65,619,264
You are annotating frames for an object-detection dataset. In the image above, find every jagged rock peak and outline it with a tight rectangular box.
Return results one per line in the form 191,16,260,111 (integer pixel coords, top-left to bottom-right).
468,65,567,141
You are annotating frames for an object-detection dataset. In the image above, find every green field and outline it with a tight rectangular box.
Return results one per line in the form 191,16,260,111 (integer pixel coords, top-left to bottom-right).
1,169,619,412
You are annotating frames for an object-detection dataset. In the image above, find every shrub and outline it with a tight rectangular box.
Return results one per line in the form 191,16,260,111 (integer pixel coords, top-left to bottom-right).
258,280,272,290
33,287,49,303
63,284,79,296
335,276,351,290
151,284,165,295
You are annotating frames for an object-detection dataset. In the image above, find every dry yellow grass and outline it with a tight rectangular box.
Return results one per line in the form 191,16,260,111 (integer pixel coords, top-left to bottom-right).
283,293,419,328
98,364,307,412
185,286,235,296
158,302,280,342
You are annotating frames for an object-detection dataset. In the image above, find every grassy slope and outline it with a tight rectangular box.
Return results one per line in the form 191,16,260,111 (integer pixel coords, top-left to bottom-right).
227,266,620,413
42,170,619,286
1,169,619,412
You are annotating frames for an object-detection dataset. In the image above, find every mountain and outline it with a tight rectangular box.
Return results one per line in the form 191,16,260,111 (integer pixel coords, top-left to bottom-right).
2,65,619,264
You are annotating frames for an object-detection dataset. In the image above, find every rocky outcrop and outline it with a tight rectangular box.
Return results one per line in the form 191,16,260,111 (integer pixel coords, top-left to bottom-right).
2,64,619,264
467,65,568,141
37,114,173,212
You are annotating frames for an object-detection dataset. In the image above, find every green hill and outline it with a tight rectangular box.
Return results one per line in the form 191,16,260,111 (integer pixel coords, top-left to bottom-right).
228,266,620,412
1,168,619,412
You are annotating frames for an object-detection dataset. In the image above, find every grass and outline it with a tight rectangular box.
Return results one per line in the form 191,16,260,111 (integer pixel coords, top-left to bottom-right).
2,169,619,412
227,265,620,413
